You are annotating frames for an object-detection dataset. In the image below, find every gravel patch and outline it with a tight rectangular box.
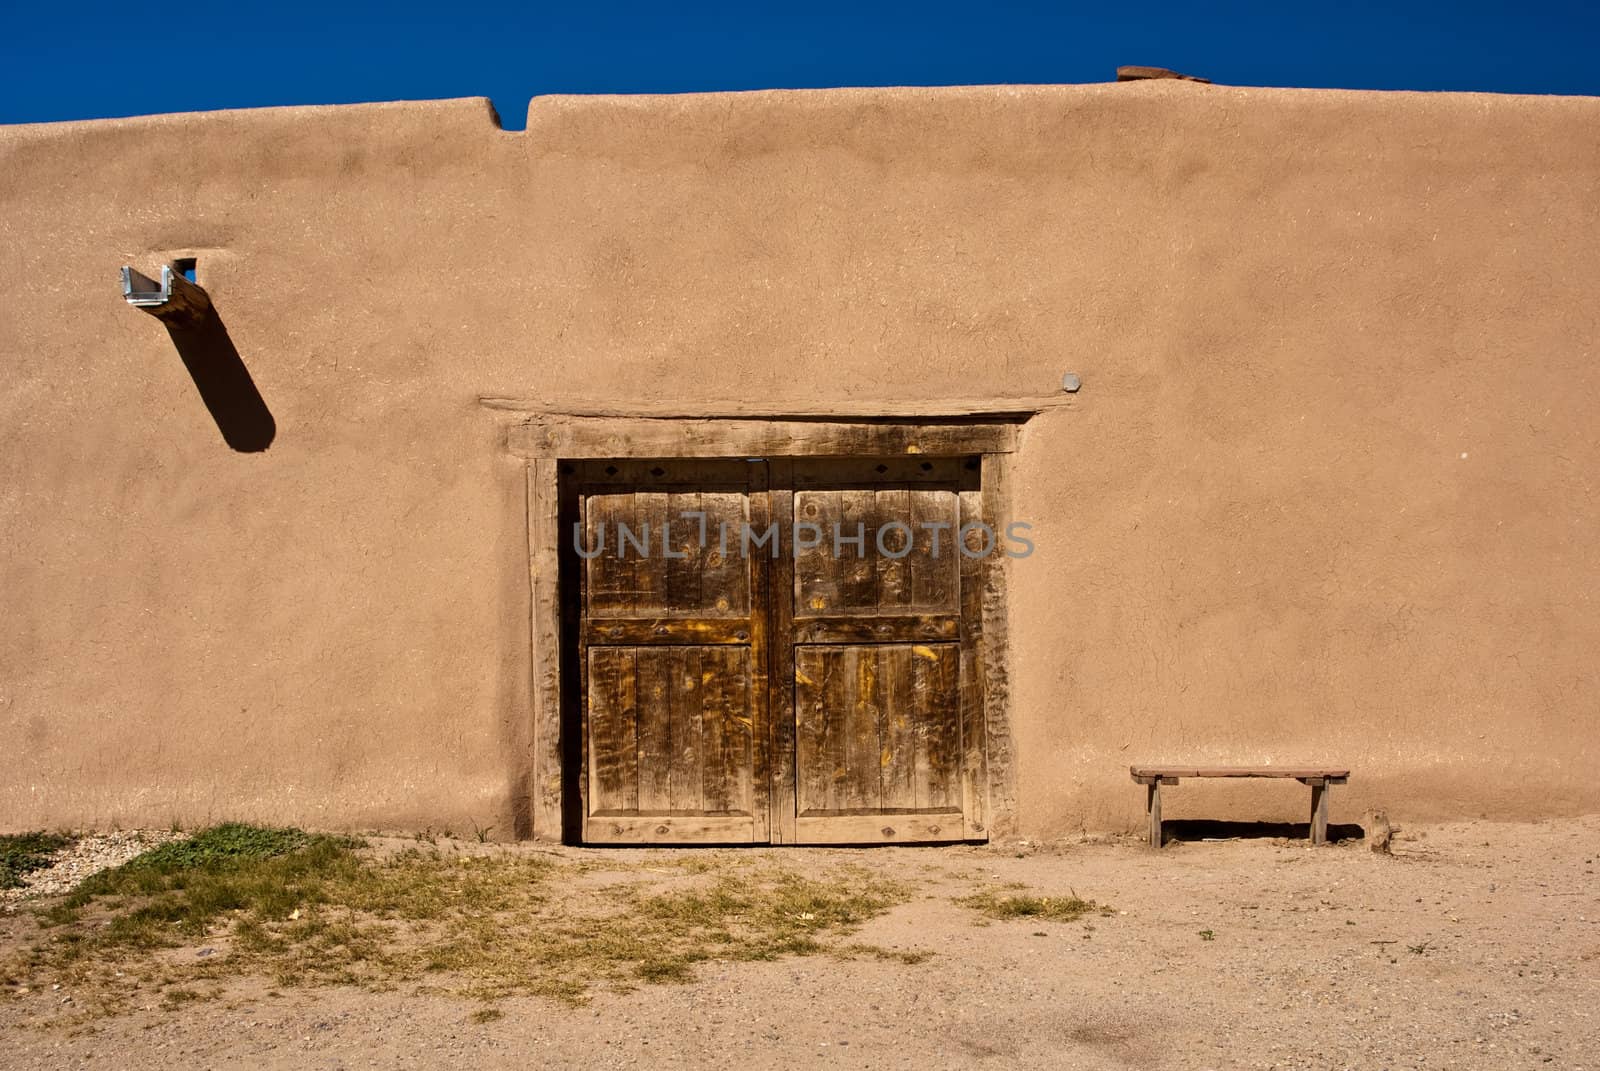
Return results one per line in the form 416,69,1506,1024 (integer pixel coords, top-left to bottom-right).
0,830,185,910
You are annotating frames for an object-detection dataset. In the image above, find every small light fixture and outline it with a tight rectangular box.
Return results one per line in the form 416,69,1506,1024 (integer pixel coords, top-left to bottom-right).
1060,372,1082,393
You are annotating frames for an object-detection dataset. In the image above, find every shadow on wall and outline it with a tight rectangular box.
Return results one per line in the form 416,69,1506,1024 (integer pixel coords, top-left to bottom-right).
165,311,276,452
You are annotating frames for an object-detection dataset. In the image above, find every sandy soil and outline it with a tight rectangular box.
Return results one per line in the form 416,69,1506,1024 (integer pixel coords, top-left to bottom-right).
2,818,1597,1070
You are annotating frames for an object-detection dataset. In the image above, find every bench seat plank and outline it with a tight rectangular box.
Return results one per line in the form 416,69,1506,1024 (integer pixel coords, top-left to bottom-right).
1130,765,1349,780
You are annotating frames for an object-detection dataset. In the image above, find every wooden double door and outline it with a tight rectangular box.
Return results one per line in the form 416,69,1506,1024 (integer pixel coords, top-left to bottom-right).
571,456,989,845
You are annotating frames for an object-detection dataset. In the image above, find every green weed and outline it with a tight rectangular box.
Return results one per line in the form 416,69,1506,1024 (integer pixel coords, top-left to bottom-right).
0,832,75,889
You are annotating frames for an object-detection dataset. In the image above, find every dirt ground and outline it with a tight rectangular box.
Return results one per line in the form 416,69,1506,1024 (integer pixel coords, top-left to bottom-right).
3,817,1598,1070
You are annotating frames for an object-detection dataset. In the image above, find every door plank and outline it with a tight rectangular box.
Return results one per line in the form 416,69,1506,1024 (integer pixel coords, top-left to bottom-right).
699,647,732,813
700,491,751,616
845,647,884,811
667,648,705,811
795,645,844,814
700,647,754,814
913,642,962,810
839,489,877,609
872,488,913,610
635,649,673,811
587,647,639,813
585,491,636,616
909,489,959,611
793,491,840,614
663,491,704,613
879,646,918,810
631,491,669,613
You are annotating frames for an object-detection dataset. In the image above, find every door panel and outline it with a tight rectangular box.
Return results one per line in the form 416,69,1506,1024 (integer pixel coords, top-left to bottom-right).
793,643,964,842
578,460,769,844
586,487,751,618
783,456,982,844
587,645,755,815
793,487,960,616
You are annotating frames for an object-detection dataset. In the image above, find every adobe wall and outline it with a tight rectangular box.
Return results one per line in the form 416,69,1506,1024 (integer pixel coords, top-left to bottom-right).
2,81,1596,838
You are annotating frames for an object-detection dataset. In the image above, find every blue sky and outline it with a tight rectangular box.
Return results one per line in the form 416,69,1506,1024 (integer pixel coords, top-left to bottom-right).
3,1,1597,129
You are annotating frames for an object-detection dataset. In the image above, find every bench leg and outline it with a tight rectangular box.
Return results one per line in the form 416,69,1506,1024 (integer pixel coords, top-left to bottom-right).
1146,781,1162,848
1309,781,1329,845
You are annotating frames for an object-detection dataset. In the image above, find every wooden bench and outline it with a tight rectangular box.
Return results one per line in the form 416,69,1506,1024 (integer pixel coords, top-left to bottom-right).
1129,766,1350,848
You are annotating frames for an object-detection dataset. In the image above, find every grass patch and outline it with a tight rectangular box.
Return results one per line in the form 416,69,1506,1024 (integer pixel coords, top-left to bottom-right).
112,824,311,872
0,832,75,889
391,863,909,1003
41,824,362,947
5,827,917,1013
957,890,1112,923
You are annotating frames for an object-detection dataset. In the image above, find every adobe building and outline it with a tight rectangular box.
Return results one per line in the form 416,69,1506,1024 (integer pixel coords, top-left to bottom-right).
2,78,1597,844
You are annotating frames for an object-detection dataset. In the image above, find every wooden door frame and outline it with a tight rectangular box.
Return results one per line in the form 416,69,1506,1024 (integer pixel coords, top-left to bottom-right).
507,415,1027,843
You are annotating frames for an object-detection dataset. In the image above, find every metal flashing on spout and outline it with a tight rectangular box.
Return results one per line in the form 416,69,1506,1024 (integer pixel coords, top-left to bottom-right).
121,266,168,305
121,264,213,328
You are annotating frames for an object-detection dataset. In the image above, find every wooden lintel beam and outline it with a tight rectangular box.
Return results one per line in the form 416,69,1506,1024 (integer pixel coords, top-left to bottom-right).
507,417,1019,459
